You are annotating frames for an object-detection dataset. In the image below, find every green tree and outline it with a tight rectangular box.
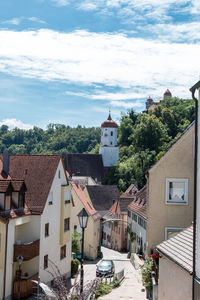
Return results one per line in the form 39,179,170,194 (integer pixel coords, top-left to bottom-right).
72,230,80,254
130,114,169,153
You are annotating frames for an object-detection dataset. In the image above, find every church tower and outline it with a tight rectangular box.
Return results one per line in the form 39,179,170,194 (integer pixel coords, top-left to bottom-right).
99,112,119,167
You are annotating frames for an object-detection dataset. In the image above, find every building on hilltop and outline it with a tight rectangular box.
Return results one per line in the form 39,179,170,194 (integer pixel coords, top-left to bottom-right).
145,89,172,110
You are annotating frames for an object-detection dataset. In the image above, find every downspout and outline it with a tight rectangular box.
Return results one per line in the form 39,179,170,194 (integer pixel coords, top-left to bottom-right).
3,220,9,300
191,89,198,300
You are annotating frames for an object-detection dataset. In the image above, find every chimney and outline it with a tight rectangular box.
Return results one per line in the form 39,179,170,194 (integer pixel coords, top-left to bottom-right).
3,150,9,177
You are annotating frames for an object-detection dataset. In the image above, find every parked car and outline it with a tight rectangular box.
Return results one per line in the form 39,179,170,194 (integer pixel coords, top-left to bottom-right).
96,260,115,277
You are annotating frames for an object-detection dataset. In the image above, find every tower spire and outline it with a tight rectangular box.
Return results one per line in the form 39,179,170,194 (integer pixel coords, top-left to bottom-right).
108,110,111,120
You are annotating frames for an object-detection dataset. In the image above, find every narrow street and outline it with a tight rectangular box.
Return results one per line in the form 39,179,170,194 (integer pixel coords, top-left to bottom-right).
81,247,147,300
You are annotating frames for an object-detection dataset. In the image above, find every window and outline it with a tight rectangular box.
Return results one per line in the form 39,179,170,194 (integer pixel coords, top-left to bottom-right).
45,223,49,237
166,178,188,204
64,218,70,231
48,191,53,205
110,142,113,145
18,193,25,208
111,131,113,136
44,255,48,269
74,225,77,231
65,190,70,204
58,170,61,178
60,245,66,259
132,213,137,222
165,227,183,240
128,210,131,218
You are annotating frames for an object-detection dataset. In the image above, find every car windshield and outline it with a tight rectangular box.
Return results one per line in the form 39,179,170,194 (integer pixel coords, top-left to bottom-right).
99,261,112,268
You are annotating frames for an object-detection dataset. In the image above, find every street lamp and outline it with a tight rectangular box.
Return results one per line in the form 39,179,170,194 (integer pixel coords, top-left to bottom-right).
17,255,23,300
77,208,89,294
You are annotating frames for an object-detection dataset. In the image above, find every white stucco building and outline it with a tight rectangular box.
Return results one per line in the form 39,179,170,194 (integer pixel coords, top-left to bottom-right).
99,112,119,167
0,154,72,300
127,186,147,254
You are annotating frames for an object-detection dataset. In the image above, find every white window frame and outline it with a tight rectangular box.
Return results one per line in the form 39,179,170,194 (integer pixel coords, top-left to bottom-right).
48,191,53,205
165,227,183,240
165,178,188,204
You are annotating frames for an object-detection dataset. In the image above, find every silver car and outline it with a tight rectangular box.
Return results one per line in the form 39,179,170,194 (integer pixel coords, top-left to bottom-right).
96,260,115,277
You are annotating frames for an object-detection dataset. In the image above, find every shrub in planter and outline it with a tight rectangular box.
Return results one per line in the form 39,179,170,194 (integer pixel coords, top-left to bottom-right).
71,258,80,277
94,283,112,298
140,259,153,294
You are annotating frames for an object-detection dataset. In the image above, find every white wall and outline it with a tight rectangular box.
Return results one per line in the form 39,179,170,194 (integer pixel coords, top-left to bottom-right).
39,160,71,284
102,222,111,248
158,257,192,300
127,211,146,253
99,146,119,167
196,88,200,278
101,128,117,146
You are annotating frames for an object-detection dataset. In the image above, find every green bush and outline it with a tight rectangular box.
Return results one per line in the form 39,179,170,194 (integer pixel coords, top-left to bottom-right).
111,278,120,288
140,259,153,292
71,259,80,277
95,283,112,298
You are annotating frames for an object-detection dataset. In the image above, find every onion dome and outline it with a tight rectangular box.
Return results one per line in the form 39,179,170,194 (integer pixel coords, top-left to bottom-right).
101,112,118,128
164,89,172,98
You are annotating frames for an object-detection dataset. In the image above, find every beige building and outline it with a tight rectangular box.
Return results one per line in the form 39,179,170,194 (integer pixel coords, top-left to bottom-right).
71,182,100,260
146,123,194,255
157,226,193,300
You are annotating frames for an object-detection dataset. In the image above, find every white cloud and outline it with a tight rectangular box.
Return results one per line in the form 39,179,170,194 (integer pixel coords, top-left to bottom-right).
0,28,199,101
109,100,144,108
78,2,98,10
141,22,200,42
65,90,147,100
51,0,69,6
0,119,33,130
2,17,46,26
2,18,21,25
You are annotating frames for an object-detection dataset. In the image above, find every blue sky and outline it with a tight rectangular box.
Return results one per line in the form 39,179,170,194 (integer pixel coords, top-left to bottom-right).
0,0,200,129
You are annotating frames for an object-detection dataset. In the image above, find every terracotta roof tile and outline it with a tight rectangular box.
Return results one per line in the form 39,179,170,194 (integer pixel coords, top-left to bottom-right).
127,185,147,219
0,154,61,214
72,182,100,219
157,225,193,274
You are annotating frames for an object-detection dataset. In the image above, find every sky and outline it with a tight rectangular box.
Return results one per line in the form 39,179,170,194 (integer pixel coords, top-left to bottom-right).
0,0,200,129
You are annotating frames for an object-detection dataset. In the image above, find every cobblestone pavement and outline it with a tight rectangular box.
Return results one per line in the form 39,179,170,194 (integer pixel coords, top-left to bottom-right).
98,247,147,300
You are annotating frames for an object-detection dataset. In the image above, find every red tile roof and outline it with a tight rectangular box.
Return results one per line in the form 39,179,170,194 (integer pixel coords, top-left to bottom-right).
127,185,147,219
72,182,100,219
101,113,118,128
157,225,193,274
0,154,62,214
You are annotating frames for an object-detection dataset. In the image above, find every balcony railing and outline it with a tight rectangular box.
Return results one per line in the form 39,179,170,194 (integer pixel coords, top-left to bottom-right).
13,239,40,261
13,273,38,299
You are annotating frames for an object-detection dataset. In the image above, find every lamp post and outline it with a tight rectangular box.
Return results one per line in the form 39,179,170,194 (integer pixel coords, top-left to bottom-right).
77,208,89,294
17,255,23,300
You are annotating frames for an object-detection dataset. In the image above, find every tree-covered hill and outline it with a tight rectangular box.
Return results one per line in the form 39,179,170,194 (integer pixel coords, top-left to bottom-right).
0,97,195,192
103,97,195,191
0,124,101,155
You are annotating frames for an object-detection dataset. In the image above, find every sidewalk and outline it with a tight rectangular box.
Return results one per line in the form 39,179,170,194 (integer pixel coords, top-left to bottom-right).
99,260,147,300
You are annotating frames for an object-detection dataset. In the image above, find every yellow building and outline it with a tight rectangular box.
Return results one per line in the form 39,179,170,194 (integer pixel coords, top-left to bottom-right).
146,123,194,255
71,182,100,260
